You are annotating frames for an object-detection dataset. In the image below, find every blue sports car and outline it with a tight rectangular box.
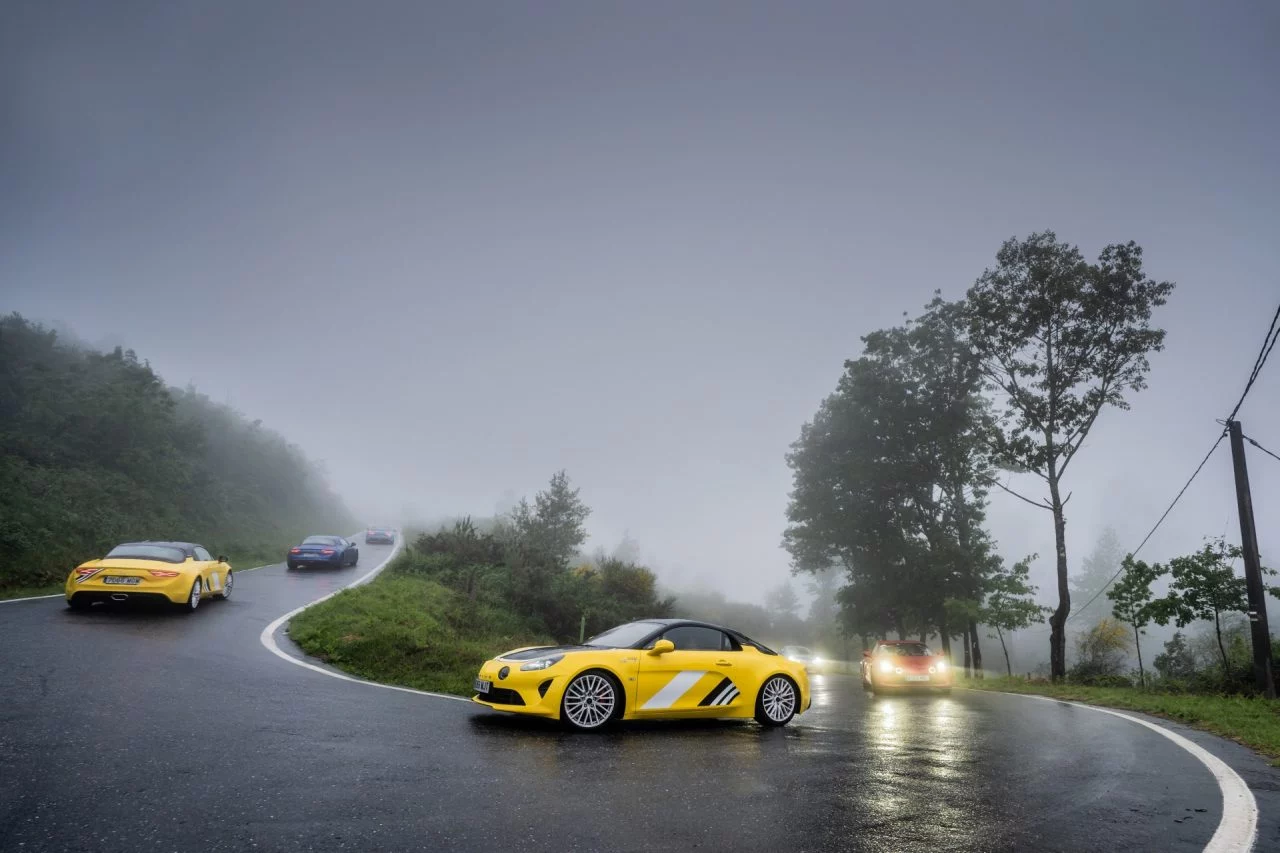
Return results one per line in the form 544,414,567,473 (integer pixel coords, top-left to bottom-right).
287,535,359,570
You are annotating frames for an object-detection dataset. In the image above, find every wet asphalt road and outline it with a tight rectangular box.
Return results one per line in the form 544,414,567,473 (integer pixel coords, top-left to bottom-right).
2,546,1278,853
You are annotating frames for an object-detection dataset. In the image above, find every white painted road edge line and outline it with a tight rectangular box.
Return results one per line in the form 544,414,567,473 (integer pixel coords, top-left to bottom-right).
1,561,279,605
1019,693,1258,853
258,536,470,704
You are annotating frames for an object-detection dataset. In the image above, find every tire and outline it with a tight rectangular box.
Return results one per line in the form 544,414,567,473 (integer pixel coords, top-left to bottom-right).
560,670,622,731
219,570,233,600
178,577,202,613
351,551,359,567
755,675,799,727
287,562,297,571
66,596,89,611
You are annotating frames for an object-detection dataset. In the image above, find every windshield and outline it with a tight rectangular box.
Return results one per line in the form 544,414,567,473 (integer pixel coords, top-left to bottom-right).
880,644,933,657
105,544,186,563
585,621,664,648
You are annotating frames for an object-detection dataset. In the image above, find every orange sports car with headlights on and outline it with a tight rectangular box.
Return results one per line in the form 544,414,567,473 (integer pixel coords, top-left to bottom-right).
860,640,952,693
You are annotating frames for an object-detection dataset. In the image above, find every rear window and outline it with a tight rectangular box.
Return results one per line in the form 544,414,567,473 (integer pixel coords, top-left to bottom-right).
106,544,187,563
303,536,340,545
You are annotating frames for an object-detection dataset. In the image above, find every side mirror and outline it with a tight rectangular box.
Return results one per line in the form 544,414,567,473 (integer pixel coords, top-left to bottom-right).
649,639,676,656
862,650,871,658
217,555,228,564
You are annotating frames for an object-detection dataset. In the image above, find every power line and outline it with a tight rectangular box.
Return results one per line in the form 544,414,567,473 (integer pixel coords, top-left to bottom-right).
1066,428,1227,622
1065,299,1280,623
1226,302,1280,422
1244,433,1280,465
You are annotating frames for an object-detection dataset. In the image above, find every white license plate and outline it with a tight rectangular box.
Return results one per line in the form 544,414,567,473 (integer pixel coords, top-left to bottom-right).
103,576,141,585
905,675,930,682
474,679,491,694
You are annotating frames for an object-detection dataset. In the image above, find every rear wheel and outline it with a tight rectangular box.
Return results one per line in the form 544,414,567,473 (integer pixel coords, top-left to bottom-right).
179,577,202,613
220,570,234,600
561,671,621,731
66,596,89,611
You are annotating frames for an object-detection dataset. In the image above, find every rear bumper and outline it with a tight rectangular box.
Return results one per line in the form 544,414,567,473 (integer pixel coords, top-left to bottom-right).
67,591,176,606
364,536,394,544
66,574,192,604
288,553,344,567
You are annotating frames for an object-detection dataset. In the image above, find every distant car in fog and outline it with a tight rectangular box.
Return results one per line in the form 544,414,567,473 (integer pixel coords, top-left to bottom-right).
364,527,396,545
66,541,233,612
287,535,359,570
861,640,951,693
780,645,825,673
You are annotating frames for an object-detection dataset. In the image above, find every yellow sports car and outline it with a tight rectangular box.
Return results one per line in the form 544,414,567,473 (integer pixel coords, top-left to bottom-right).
66,541,233,612
473,618,810,730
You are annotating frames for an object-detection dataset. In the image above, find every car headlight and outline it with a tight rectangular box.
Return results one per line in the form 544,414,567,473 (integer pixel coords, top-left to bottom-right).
811,657,823,666
878,659,893,673
936,660,947,672
519,655,564,671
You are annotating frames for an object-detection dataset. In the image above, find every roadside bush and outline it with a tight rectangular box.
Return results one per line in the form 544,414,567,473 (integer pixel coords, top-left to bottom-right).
1068,618,1130,682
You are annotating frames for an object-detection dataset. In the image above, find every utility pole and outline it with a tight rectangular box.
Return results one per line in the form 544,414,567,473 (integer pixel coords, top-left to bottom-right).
1228,420,1275,699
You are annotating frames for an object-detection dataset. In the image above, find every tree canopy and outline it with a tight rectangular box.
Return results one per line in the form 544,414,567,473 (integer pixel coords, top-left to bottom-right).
0,313,352,589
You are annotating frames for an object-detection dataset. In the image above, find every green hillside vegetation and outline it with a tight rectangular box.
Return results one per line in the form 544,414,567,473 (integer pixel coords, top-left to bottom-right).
0,313,352,591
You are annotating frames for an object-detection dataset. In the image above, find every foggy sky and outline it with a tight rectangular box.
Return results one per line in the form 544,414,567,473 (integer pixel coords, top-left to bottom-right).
3,1,1278,608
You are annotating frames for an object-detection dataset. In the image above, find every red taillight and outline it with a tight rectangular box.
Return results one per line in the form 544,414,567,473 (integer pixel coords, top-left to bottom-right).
290,548,302,554
75,567,97,577
148,570,180,578
320,549,335,555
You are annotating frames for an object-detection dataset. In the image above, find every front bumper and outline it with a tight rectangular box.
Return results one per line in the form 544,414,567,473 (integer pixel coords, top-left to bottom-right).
471,660,564,718
872,669,953,688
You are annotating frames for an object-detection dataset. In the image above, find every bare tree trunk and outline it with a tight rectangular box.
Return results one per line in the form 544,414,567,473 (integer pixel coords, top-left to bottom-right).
996,625,1012,676
894,614,906,640
962,628,972,678
1214,610,1229,675
920,629,929,644
938,610,951,658
968,619,983,679
1132,623,1145,687
1047,470,1070,681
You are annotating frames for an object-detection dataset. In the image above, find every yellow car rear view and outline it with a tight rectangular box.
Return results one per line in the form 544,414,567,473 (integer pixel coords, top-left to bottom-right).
473,619,810,731
66,541,234,612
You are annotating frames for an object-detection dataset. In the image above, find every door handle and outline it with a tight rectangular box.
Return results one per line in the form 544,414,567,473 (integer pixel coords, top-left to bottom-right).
716,661,732,667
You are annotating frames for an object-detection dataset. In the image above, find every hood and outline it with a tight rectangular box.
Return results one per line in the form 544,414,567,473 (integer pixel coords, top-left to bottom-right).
498,645,593,661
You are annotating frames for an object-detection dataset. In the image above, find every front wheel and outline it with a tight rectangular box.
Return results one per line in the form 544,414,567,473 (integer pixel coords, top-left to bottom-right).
179,577,202,613
561,671,621,731
755,675,798,727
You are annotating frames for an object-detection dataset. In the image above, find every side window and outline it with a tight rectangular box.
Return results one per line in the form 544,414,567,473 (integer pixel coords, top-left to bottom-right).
194,546,212,561
663,626,729,651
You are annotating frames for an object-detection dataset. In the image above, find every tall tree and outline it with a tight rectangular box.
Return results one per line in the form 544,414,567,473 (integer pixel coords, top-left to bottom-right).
966,232,1174,680
765,581,800,620
1107,555,1161,686
786,297,999,656
982,557,1050,677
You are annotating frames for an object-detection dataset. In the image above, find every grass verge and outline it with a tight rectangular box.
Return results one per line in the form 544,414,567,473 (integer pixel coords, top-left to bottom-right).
963,676,1280,763
0,582,65,601
288,566,550,695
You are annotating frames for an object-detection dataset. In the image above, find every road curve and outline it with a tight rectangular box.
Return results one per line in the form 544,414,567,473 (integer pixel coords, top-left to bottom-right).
2,546,1277,853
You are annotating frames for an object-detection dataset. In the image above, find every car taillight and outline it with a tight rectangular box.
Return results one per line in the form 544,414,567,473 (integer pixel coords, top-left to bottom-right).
290,548,302,554
320,549,335,555
75,567,98,577
149,570,180,578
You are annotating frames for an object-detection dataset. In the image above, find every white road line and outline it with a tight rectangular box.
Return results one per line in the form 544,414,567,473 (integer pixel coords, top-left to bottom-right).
1,561,277,605
257,536,470,704
1018,694,1258,853
0,592,63,604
